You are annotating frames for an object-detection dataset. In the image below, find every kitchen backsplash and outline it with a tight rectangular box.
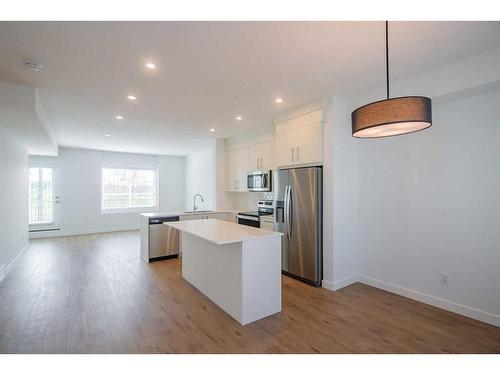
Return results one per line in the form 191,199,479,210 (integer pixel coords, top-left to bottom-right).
218,191,274,210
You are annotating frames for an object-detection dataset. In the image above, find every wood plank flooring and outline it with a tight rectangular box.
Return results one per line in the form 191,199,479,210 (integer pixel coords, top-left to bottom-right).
0,231,498,354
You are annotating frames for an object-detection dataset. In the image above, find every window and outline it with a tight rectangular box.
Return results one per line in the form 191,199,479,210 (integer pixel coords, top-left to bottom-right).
29,167,54,224
101,168,157,213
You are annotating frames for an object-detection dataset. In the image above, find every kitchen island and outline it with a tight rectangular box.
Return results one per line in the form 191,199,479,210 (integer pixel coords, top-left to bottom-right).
165,219,282,325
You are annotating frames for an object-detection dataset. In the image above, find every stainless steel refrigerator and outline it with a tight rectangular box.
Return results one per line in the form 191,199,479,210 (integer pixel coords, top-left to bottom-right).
275,167,322,286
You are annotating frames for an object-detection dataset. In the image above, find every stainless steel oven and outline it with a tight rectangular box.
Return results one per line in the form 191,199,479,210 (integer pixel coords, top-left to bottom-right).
237,214,260,228
247,170,272,192
237,200,275,229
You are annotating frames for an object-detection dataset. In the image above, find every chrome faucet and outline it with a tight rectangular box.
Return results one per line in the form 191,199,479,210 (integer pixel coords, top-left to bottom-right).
193,193,204,212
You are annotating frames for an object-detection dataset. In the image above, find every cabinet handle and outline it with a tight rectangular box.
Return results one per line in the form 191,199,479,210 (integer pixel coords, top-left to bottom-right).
296,147,300,161
257,158,259,169
291,148,295,162
260,158,263,169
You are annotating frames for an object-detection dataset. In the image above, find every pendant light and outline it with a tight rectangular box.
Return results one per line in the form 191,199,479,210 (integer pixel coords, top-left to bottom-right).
352,22,432,138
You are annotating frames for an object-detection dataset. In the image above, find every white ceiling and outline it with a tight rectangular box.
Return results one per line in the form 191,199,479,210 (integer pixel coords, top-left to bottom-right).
0,21,499,155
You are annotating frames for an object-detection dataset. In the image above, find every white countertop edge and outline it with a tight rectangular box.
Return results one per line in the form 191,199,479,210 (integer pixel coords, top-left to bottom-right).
164,219,282,245
140,208,245,218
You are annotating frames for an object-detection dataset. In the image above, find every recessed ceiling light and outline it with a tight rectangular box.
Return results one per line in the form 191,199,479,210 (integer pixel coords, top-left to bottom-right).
275,97,283,104
236,116,242,121
145,62,156,69
104,134,111,137
210,128,215,132
115,115,124,120
126,95,137,100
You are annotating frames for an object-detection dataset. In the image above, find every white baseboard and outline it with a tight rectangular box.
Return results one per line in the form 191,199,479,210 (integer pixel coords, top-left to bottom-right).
359,275,500,328
322,275,359,291
29,226,139,239
0,242,29,284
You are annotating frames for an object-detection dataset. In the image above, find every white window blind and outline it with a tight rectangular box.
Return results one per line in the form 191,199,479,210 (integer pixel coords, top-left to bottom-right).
101,168,157,212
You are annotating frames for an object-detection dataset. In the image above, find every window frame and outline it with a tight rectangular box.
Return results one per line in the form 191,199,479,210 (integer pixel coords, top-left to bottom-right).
100,166,159,214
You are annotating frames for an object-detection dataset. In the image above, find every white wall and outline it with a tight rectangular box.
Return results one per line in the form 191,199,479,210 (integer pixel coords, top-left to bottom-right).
158,155,185,212
355,89,500,326
184,144,216,211
30,147,185,237
322,97,359,290
0,127,29,280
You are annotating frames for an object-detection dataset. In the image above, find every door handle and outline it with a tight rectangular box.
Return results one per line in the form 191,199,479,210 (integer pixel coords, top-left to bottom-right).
285,185,289,239
287,185,292,239
284,185,293,239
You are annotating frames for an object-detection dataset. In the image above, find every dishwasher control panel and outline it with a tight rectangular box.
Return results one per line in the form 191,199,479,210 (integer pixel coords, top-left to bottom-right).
149,216,180,225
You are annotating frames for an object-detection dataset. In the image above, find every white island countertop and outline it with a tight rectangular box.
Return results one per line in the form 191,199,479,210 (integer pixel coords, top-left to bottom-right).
165,218,282,245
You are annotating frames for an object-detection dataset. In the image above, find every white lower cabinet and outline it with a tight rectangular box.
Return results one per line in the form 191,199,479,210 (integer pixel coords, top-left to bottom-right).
179,214,205,221
207,212,229,221
180,212,231,222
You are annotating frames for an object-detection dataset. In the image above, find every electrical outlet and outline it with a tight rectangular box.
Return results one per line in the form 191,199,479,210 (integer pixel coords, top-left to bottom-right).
440,273,449,286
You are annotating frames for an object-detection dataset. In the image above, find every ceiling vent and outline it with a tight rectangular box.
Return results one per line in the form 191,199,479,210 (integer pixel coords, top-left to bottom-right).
25,60,42,72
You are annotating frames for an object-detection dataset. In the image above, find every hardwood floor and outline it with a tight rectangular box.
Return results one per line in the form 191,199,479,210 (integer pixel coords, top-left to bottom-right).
0,231,498,354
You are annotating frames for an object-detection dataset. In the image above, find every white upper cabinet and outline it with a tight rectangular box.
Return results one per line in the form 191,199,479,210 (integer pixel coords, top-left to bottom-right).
275,108,323,168
247,140,275,171
225,134,276,192
225,147,248,192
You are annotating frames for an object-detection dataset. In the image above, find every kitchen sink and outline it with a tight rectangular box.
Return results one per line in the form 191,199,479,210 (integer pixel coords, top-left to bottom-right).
183,210,213,214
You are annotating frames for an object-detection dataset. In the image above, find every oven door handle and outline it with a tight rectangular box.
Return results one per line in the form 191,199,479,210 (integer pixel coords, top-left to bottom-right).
237,215,260,222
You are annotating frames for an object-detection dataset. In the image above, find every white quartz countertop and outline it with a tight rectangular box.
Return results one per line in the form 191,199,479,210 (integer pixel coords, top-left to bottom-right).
164,218,282,245
140,209,243,218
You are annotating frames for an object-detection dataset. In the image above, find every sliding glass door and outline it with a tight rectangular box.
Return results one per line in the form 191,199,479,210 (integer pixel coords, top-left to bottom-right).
29,164,61,232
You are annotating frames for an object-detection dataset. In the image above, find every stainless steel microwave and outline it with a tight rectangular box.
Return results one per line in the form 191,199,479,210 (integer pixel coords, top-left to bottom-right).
247,170,272,192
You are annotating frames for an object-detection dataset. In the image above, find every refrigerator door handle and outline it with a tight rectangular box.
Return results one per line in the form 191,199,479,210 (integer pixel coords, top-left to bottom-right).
287,185,292,239
284,185,289,238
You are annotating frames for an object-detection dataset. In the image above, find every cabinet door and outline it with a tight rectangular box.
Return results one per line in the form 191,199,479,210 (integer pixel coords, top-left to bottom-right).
225,149,235,191
227,213,238,223
257,141,275,171
247,144,260,171
247,141,275,171
226,147,248,191
295,122,322,165
233,147,248,191
206,212,229,221
179,214,205,221
275,129,296,168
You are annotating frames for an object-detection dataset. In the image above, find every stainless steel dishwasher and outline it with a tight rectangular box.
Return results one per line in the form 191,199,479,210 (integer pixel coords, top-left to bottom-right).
148,216,180,260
